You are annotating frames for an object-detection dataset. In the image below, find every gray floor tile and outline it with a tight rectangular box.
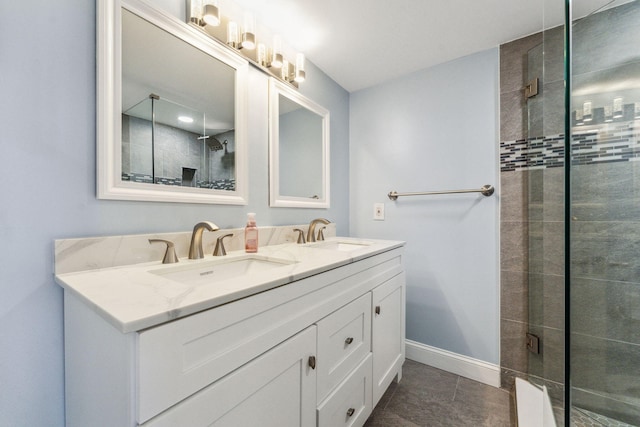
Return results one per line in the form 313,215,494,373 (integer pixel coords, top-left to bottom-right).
366,360,515,426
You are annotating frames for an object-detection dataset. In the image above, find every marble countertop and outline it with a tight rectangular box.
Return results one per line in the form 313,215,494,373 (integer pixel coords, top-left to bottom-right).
55,237,404,333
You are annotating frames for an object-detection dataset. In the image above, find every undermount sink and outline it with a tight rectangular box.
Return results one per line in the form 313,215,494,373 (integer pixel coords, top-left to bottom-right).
150,255,296,286
309,240,373,252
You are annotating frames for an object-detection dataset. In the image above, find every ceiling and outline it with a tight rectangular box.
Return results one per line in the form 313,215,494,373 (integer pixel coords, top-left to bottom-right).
230,0,623,92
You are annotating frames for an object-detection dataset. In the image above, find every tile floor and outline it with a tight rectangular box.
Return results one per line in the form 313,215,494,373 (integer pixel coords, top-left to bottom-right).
364,359,515,427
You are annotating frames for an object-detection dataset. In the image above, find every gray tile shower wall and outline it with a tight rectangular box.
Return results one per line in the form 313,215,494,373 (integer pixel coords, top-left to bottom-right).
499,1,640,421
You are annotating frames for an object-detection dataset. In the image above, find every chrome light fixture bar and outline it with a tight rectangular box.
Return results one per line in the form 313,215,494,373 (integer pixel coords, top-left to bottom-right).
187,1,305,88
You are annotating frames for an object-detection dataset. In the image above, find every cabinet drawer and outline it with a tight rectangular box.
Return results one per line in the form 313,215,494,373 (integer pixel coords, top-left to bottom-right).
317,293,371,401
317,353,372,427
141,326,317,427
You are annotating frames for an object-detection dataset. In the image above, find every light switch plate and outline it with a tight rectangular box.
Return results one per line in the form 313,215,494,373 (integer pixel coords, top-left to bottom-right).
373,203,385,220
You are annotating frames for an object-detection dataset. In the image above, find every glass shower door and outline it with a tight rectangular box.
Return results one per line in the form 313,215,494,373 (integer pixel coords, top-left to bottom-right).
569,1,640,425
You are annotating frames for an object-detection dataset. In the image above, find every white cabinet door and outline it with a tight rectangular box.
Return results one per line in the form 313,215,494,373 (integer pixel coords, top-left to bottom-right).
142,326,317,427
371,272,405,406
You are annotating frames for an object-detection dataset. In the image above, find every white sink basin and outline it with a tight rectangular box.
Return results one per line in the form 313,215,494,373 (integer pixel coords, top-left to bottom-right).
309,240,373,252
150,255,295,286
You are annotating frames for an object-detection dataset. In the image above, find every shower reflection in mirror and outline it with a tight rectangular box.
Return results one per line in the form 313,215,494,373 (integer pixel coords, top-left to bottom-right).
121,94,236,191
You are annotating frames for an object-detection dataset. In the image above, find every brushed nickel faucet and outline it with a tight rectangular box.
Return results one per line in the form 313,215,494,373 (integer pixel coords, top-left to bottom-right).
213,233,233,256
189,221,219,259
307,218,331,243
148,239,179,264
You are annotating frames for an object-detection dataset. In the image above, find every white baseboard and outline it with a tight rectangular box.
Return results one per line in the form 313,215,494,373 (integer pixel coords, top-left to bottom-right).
405,339,501,388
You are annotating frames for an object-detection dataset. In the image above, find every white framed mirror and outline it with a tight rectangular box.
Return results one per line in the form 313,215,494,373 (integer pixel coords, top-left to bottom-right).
97,0,248,204
269,78,330,208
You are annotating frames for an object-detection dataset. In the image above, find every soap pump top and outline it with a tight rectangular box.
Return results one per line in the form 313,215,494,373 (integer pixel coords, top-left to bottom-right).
245,212,258,253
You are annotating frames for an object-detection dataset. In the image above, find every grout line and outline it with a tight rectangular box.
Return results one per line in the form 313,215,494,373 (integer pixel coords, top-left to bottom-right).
381,384,399,411
452,376,461,401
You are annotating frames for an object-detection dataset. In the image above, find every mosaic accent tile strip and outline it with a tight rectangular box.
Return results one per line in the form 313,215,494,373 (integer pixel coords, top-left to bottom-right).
122,173,235,190
500,122,640,171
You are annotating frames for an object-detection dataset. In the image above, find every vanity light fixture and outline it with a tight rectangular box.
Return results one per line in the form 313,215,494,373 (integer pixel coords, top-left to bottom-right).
187,7,306,87
294,53,305,83
240,13,256,50
269,35,283,68
227,21,238,48
202,1,220,26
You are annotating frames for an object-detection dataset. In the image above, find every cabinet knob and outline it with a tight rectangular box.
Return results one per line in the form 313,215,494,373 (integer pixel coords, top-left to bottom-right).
345,337,354,345
308,355,316,369
346,408,355,417
375,305,381,315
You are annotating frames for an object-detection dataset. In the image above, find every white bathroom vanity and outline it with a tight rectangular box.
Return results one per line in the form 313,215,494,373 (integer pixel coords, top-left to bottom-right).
55,230,405,427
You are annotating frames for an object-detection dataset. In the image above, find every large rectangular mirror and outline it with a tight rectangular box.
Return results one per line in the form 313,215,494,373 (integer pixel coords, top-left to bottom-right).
97,0,248,204
269,78,330,208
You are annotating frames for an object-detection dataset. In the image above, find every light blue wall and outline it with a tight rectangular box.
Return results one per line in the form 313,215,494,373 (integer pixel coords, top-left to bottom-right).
349,49,500,363
0,1,349,425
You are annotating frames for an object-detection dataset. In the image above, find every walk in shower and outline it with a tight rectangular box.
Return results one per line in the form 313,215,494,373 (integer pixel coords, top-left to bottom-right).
501,0,640,425
567,0,640,425
121,94,236,190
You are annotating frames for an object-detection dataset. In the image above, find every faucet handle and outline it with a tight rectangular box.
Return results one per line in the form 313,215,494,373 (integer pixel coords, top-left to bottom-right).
317,226,326,241
293,228,306,244
149,239,179,264
213,234,233,256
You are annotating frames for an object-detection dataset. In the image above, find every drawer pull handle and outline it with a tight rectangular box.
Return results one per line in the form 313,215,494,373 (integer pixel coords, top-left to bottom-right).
375,305,381,315
345,337,354,345
308,355,316,369
346,408,355,417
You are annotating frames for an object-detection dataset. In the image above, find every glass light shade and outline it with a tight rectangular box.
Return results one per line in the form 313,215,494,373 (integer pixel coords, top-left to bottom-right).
613,97,623,118
583,101,593,122
227,21,238,47
281,59,289,81
575,109,583,125
257,43,266,66
190,0,203,25
294,53,305,83
202,1,220,26
604,105,613,122
270,35,283,68
241,13,255,49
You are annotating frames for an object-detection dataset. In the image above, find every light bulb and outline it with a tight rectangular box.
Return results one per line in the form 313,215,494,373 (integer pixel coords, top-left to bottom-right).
202,1,220,26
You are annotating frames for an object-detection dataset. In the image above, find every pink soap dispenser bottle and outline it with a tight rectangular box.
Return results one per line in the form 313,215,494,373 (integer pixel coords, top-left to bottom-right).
245,212,258,253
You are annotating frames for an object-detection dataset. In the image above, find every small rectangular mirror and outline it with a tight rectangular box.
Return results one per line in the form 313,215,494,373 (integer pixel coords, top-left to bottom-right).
269,78,330,208
97,0,248,204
